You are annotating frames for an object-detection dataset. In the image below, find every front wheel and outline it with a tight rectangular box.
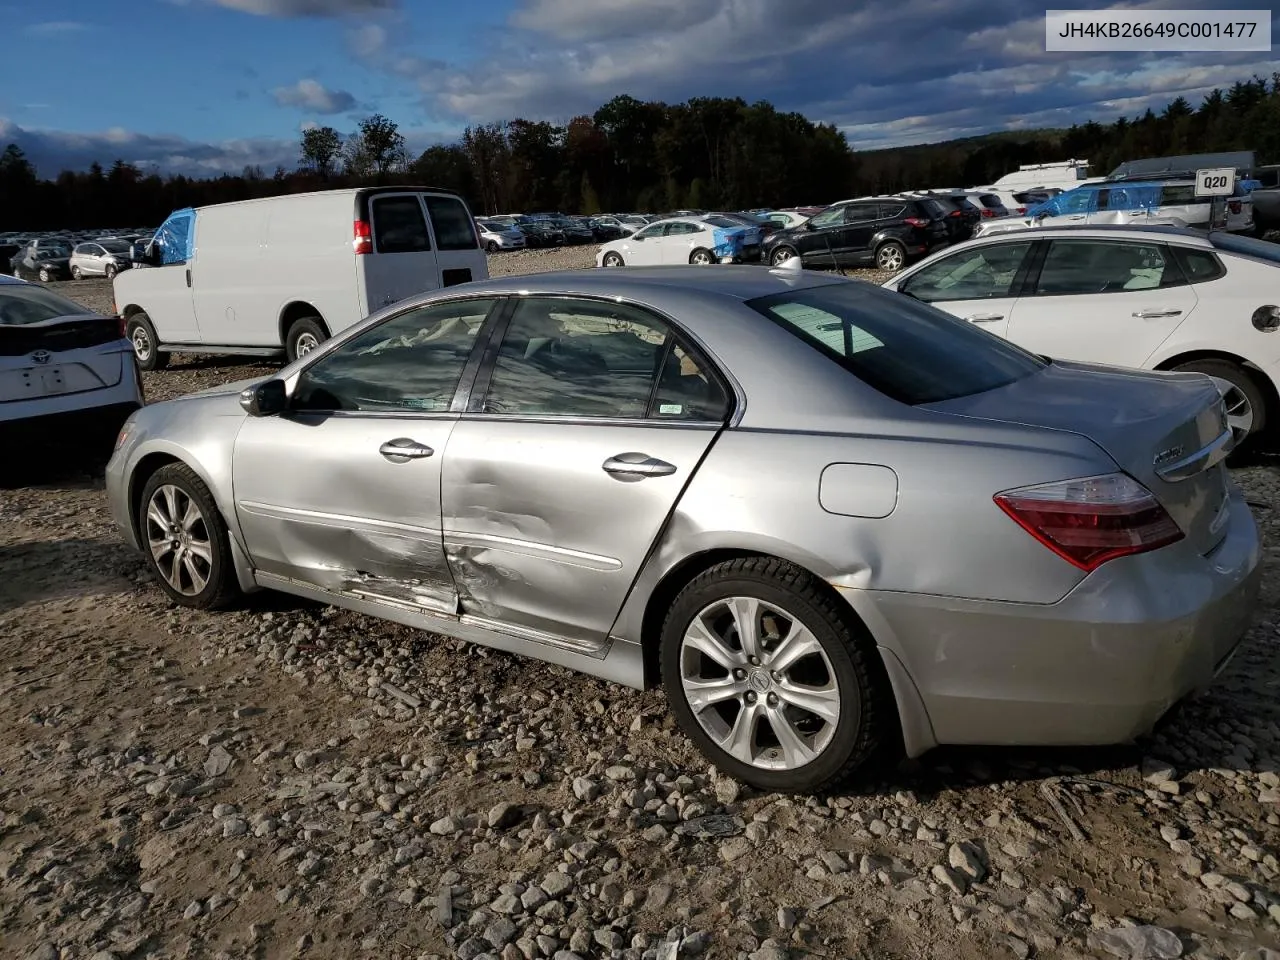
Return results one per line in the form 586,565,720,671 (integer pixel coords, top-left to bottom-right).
771,246,798,267
661,557,890,794
71,266,83,280
602,252,625,267
874,241,906,272
485,240,499,253
286,317,328,362
690,248,714,265
1173,359,1267,442
139,463,241,610
126,313,169,371
105,263,118,280
38,267,50,282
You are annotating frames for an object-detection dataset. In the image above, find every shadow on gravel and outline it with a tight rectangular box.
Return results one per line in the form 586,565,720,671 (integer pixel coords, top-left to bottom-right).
0,537,138,614
0,451,110,490
164,354,282,373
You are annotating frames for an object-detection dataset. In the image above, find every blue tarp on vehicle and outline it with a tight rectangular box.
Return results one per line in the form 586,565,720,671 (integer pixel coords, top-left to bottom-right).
154,208,195,265
711,225,760,259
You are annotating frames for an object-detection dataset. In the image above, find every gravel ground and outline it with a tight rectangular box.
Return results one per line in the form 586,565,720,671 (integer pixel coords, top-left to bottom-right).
3,249,1279,960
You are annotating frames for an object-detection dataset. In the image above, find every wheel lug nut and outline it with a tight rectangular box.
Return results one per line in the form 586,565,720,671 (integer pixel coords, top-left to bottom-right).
748,656,759,666
771,670,780,680
767,693,779,707
745,691,757,704
733,669,746,680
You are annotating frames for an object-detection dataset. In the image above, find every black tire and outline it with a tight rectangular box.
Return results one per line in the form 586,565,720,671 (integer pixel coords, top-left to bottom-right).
71,265,83,280
770,246,798,267
660,557,892,794
126,313,169,371
139,463,242,610
602,252,625,267
286,317,328,362
874,241,906,272
105,263,118,280
1172,358,1268,439
485,240,499,253
689,248,714,266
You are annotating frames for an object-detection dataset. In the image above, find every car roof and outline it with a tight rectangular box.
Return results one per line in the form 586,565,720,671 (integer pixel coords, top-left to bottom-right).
456,265,848,302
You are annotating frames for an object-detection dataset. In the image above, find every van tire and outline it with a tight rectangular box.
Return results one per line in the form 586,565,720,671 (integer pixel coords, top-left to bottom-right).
126,313,169,371
286,317,328,362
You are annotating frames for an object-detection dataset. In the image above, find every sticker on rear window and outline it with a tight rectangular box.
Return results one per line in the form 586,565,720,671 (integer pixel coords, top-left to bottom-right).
659,403,683,414
770,303,884,355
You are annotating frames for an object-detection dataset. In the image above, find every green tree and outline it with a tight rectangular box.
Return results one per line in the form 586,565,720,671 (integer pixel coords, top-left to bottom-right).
346,114,406,184
300,125,343,178
579,174,602,214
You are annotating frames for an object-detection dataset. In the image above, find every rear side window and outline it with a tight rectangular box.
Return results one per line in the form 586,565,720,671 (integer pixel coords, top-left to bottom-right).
879,203,907,219
425,195,479,251
747,284,1045,405
1158,184,1204,205
372,196,431,253
1171,246,1228,282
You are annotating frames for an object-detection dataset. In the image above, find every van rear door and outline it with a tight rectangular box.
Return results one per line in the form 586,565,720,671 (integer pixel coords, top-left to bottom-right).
359,192,441,314
421,192,489,287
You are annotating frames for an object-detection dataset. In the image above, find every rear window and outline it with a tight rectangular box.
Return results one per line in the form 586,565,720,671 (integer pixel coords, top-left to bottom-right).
977,194,1003,209
703,215,741,228
746,283,1046,405
372,195,432,254
1208,232,1280,266
0,283,95,326
424,195,477,251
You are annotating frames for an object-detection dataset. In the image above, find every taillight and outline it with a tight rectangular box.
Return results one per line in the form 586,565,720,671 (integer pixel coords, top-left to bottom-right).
903,217,928,228
1016,207,1027,215
980,208,995,217
948,210,963,218
1228,200,1242,214
994,473,1183,572
353,220,373,255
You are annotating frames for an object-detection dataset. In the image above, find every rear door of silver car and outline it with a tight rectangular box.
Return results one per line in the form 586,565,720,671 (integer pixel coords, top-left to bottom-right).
439,295,733,653
232,297,500,614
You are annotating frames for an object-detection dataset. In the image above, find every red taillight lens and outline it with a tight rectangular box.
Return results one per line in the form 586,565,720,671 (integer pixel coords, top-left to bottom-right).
948,210,963,218
994,473,1183,572
903,217,928,228
1016,207,1027,215
980,208,995,217
1228,200,1242,214
353,220,373,255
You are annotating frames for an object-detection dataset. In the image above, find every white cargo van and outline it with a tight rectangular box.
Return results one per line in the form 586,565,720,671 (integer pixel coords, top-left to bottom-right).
113,187,488,369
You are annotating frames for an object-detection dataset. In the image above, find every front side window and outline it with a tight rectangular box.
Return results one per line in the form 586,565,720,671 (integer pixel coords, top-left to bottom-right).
665,222,701,236
632,224,665,240
748,283,1045,405
154,213,193,265
1034,240,1183,295
808,207,844,229
372,195,431,253
901,240,1033,302
480,297,728,421
291,298,495,413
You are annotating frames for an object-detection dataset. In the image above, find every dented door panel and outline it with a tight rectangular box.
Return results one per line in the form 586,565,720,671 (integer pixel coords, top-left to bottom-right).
440,419,719,647
233,413,459,614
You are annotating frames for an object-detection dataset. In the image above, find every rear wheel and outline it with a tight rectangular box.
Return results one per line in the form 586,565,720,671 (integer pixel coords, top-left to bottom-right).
485,240,499,253
690,248,714,266
602,252,625,267
71,265,83,280
875,241,906,272
1172,358,1267,442
286,317,327,362
661,557,891,794
140,463,241,610
38,267,50,282
126,313,169,371
105,263,118,280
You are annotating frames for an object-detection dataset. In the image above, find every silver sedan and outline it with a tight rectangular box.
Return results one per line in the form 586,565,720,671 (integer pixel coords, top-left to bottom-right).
105,266,1260,793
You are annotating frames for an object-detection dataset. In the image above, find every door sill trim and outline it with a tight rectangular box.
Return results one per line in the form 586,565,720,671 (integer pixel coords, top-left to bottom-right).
459,614,608,657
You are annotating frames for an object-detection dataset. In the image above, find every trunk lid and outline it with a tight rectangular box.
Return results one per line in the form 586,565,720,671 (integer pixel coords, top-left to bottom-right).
0,315,124,356
925,359,1233,556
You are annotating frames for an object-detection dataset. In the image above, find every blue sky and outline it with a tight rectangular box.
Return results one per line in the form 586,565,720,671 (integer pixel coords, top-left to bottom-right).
0,0,1276,176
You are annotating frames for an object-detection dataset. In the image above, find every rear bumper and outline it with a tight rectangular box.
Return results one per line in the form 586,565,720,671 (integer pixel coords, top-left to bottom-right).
844,487,1261,751
0,399,141,449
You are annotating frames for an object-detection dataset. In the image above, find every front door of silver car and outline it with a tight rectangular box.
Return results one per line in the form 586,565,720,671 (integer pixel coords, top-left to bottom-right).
232,297,499,613
440,295,733,651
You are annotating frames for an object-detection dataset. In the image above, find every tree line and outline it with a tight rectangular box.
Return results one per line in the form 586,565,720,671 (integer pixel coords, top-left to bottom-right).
2,76,1278,231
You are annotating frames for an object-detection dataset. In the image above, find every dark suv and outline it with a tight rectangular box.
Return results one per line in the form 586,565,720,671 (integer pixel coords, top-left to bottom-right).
915,193,983,242
761,197,948,271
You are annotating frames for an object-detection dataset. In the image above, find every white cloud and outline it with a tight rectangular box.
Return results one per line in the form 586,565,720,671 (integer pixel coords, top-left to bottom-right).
272,79,358,114
197,0,396,15
23,21,92,35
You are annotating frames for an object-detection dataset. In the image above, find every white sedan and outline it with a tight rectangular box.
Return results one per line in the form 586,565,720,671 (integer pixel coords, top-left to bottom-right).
883,225,1280,442
596,215,762,267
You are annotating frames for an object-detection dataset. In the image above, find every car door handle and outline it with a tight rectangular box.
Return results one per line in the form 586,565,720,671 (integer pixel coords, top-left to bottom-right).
379,438,435,461
602,454,677,478
1132,309,1183,319
965,313,1004,322
185,268,191,287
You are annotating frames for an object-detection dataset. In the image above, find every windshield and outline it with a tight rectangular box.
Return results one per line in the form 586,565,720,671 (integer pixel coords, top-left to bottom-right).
746,283,1046,405
0,283,95,326
1210,232,1280,265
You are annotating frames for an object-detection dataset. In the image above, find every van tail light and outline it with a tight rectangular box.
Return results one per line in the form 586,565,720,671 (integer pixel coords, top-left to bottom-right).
353,220,373,255
994,473,1183,572
1228,200,1242,214
903,217,928,228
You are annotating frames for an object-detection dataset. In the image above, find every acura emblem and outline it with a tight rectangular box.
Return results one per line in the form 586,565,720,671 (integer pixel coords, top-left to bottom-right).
31,349,51,365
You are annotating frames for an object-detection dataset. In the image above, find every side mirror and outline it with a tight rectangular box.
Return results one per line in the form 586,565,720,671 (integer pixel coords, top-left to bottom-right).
239,378,288,417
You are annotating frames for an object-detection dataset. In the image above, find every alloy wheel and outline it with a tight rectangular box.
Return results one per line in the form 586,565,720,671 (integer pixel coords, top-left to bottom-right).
691,251,713,265
1211,376,1254,441
679,596,841,771
877,245,904,271
295,332,320,356
145,484,213,596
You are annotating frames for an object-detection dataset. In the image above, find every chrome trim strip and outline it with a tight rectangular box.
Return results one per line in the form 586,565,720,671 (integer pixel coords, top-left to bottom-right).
238,500,440,539
1154,427,1233,483
460,614,609,656
444,529,622,570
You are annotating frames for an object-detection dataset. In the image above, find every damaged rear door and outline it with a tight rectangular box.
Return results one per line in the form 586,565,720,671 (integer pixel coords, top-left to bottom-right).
232,297,500,614
440,295,733,651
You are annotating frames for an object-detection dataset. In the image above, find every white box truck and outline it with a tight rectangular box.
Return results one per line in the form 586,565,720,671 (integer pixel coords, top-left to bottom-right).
112,186,489,369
